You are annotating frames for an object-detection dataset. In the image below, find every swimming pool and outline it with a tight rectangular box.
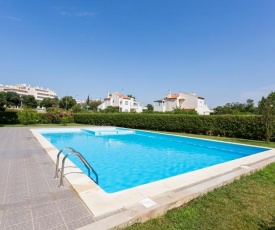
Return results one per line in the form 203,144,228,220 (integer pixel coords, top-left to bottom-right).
39,127,269,193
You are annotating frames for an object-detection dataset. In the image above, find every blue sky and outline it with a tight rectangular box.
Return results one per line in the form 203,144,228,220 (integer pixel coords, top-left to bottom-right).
0,0,274,108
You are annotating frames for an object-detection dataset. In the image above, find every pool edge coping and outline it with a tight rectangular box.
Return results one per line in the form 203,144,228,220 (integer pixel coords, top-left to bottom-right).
30,127,275,230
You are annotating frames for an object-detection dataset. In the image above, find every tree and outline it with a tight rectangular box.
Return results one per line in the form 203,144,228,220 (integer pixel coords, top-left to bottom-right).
72,104,83,113
258,92,275,142
86,95,90,105
89,100,102,111
146,104,154,111
40,98,58,109
213,100,257,115
0,92,7,111
213,105,229,115
59,96,77,110
245,99,256,113
100,106,119,113
21,95,38,108
6,92,20,107
127,94,135,99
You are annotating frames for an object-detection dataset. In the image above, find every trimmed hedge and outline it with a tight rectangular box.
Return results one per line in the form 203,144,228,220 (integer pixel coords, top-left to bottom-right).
74,113,274,141
1,111,274,141
0,111,50,124
0,112,19,124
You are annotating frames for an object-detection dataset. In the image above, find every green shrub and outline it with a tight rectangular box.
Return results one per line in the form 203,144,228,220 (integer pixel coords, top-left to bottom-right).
37,113,51,124
60,115,74,125
99,106,119,113
46,106,62,123
46,106,74,124
0,111,19,124
0,110,67,125
74,113,274,141
72,104,83,113
17,107,39,125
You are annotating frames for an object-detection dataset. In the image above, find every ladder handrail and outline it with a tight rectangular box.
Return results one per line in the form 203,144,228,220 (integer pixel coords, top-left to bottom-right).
59,151,99,187
54,147,75,179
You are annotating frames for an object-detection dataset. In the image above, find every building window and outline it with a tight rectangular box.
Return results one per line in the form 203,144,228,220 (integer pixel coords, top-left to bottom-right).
125,101,128,105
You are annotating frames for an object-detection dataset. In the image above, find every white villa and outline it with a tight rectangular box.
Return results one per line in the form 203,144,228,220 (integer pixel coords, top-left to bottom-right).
154,90,213,115
97,92,144,113
0,84,57,100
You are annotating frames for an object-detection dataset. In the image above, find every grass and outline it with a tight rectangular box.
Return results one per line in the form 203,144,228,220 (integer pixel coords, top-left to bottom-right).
125,163,275,230
124,131,275,230
154,130,275,148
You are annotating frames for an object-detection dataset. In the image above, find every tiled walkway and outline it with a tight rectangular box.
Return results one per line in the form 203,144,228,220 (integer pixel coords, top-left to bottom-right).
0,127,95,230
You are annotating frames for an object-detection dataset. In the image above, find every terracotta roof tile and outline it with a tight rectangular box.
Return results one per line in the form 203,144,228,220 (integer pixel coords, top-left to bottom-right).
115,93,130,99
170,94,179,99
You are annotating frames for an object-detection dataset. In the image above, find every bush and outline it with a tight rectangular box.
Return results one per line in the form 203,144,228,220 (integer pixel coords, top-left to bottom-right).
46,106,74,124
99,106,119,113
0,107,74,125
72,104,83,113
60,116,73,126
0,111,19,124
74,113,274,141
37,113,51,124
17,107,39,125
46,106,62,123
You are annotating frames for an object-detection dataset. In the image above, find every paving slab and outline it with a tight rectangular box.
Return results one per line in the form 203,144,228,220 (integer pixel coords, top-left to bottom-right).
0,127,95,230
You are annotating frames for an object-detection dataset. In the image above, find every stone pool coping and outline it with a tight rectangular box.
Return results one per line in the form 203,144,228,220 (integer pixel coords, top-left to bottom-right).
31,127,275,230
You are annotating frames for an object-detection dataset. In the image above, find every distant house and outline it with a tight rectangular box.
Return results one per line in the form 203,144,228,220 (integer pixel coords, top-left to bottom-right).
153,90,213,115
97,92,143,113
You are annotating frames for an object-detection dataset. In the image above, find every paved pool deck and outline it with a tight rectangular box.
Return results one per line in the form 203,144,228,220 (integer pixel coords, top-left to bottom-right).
1,126,275,230
0,127,95,230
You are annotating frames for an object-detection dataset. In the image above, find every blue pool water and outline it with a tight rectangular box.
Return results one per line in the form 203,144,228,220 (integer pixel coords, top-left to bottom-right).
39,128,269,193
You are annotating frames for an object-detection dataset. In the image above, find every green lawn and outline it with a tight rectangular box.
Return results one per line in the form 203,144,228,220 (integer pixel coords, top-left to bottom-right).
125,131,275,230
157,131,275,148
125,162,275,230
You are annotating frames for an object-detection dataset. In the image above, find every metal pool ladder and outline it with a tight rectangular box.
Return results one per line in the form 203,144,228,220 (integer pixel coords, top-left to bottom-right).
54,147,75,179
54,147,98,187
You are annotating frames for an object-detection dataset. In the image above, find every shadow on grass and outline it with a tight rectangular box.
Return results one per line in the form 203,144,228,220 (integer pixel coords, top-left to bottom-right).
258,217,275,230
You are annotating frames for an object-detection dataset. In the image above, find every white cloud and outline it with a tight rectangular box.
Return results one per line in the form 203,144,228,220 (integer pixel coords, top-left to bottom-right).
60,11,97,17
240,85,275,102
3,16,22,21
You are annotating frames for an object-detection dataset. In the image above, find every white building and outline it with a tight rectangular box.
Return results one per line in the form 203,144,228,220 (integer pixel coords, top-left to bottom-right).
0,84,57,100
154,90,213,115
98,92,144,113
